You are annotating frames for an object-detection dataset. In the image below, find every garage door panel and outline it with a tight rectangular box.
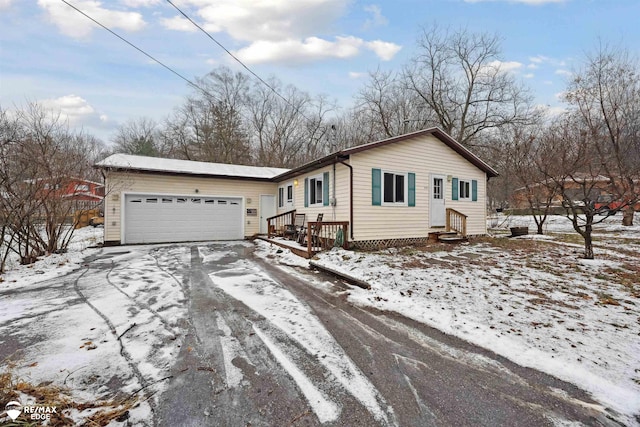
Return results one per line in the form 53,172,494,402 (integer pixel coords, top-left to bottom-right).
124,195,243,244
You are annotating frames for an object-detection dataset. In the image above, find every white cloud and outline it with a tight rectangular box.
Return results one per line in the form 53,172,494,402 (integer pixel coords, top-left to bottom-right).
544,105,567,116
365,40,401,61
164,0,400,65
160,15,197,32
480,60,523,75
349,71,366,79
0,0,14,10
235,36,363,65
235,36,400,65
529,55,550,64
492,60,523,72
465,0,566,4
119,0,160,6
363,4,388,29
192,0,348,42
523,73,535,79
39,94,108,126
527,63,539,69
555,69,572,77
554,91,567,100
38,0,146,39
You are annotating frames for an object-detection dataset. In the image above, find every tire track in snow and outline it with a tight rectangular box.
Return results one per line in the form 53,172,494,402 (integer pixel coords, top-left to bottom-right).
253,326,340,424
72,266,149,396
103,259,178,336
209,258,397,426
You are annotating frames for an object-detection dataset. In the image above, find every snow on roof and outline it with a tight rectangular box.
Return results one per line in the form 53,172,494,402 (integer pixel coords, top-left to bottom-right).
96,154,289,180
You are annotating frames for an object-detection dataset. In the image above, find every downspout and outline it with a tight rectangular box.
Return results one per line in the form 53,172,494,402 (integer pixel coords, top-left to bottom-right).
338,159,354,240
332,163,336,220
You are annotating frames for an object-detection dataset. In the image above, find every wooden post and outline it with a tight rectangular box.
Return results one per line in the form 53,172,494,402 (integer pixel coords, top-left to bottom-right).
343,223,349,249
445,208,451,232
307,223,313,257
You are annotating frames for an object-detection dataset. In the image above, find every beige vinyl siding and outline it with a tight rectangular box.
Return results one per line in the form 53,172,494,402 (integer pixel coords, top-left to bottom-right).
104,171,277,242
350,134,487,241
276,164,350,223
448,175,487,236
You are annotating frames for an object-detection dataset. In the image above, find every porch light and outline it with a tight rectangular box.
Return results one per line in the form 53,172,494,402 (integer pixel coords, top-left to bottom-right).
294,179,299,187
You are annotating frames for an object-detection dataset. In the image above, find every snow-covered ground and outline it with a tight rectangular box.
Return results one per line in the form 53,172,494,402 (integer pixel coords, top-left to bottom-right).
2,214,638,425
1,226,103,285
1,228,190,425
258,213,640,426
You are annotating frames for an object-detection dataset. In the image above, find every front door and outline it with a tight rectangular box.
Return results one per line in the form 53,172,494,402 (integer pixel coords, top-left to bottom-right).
430,174,446,227
259,194,276,234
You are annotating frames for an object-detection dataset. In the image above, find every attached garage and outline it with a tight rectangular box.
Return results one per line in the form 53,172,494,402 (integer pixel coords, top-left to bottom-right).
123,194,244,244
96,154,288,245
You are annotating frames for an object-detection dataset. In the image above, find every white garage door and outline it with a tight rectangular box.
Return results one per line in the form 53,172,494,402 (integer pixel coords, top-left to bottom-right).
124,194,243,244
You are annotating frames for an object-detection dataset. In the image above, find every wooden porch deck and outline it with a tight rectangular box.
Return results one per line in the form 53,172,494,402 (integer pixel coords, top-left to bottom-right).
265,210,350,258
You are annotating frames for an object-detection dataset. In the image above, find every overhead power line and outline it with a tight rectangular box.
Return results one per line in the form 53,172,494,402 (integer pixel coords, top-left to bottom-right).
164,0,317,125
60,0,204,95
61,0,322,130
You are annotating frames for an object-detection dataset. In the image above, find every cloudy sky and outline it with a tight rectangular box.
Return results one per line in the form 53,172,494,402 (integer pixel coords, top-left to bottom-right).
1,0,638,143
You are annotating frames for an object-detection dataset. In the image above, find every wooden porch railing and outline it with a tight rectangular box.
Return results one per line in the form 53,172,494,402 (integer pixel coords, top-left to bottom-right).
446,208,467,236
306,221,349,256
267,209,296,238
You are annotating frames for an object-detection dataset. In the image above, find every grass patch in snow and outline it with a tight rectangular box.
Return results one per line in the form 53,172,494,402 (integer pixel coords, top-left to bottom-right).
0,367,139,426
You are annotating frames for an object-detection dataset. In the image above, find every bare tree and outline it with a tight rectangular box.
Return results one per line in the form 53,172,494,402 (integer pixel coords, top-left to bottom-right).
503,123,558,234
403,25,535,147
353,68,435,140
0,103,100,271
112,117,160,157
248,79,332,168
536,115,613,259
159,67,253,164
564,44,640,226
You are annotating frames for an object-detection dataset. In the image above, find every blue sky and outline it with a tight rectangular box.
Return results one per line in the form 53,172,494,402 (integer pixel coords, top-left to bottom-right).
1,0,638,143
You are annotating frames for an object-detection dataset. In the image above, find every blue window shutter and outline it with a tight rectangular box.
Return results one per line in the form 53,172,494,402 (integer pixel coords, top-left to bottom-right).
452,178,459,201
372,169,381,206
408,173,416,207
472,180,478,202
323,172,330,206
304,178,309,207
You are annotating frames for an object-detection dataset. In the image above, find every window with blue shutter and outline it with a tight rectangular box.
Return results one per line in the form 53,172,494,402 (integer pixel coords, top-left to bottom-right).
453,178,476,201
323,172,330,206
452,178,459,200
305,173,326,206
373,169,415,206
372,169,381,206
408,173,416,207
472,180,478,202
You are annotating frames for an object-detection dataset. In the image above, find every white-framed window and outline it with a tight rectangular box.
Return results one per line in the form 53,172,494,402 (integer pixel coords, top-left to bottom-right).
278,182,294,208
433,177,443,200
459,180,471,200
307,174,324,206
382,171,408,205
74,184,89,192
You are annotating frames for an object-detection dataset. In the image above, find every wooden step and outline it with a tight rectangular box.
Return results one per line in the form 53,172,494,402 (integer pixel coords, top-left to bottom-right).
438,233,468,243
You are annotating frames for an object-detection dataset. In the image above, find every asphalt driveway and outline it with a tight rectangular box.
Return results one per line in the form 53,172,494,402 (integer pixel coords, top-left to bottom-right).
153,242,618,427
1,241,624,426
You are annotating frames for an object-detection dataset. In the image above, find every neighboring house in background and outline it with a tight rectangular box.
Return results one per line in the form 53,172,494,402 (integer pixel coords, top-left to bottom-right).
29,177,105,211
510,174,639,211
95,128,498,248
